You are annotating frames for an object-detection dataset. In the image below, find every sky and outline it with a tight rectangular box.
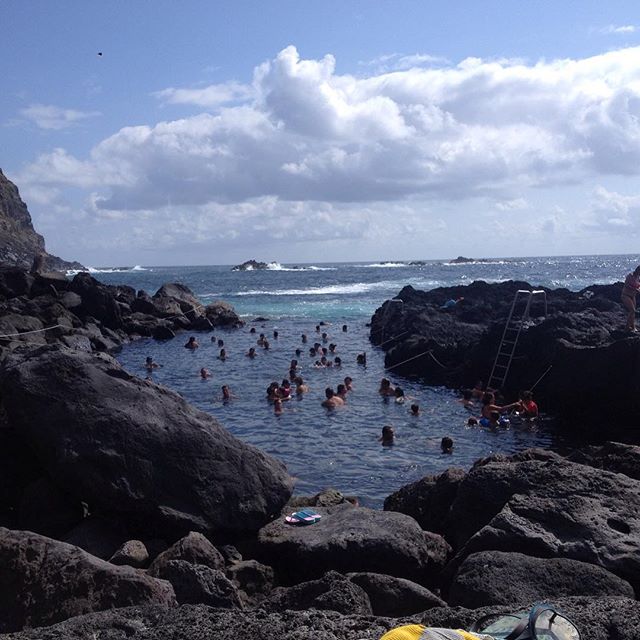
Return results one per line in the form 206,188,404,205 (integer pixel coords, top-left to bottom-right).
3,1,640,267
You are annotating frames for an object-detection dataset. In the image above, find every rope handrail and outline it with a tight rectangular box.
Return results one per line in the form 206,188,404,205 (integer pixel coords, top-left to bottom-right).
385,349,433,371
0,324,63,339
377,331,409,347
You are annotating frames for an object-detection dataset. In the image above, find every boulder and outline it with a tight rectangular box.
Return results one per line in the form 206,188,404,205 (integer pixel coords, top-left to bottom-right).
63,515,129,560
17,477,84,538
346,572,446,617
70,273,123,330
226,559,274,603
0,528,176,633
204,301,242,327
151,560,242,608
0,267,33,299
443,457,640,593
152,325,176,341
384,467,466,535
148,532,226,575
153,283,202,320
568,441,640,481
0,345,293,539
0,314,45,345
258,503,450,588
262,570,372,616
448,550,636,608
109,540,150,569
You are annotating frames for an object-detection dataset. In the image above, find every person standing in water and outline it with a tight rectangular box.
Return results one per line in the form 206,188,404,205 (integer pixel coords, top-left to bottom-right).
621,265,640,332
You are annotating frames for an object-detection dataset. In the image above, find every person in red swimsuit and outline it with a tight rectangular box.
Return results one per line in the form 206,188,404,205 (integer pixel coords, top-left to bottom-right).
621,266,640,332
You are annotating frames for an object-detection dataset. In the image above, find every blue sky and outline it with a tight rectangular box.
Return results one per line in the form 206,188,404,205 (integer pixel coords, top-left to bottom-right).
3,1,640,266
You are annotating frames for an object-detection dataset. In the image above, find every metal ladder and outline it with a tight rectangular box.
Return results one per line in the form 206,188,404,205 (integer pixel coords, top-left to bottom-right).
487,289,547,392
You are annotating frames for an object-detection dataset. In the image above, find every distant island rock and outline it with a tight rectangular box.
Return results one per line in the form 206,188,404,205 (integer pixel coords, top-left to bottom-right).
449,256,492,264
0,169,84,272
232,260,271,271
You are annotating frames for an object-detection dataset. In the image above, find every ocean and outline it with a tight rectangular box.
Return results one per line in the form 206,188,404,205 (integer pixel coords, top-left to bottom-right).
91,255,636,507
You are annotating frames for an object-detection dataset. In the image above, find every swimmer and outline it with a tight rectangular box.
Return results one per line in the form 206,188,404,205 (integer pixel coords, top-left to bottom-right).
321,387,344,408
394,387,406,404
410,403,420,416
314,360,323,368
294,376,309,394
249,327,256,334
263,339,270,350
379,378,396,397
274,398,283,415
145,356,161,371
301,333,308,343
336,384,348,402
471,380,484,399
309,347,316,357
467,417,479,426
295,348,302,357
320,356,329,367
266,382,280,400
519,390,539,419
246,347,257,358
321,347,328,356
200,367,211,379
210,335,216,342
321,332,328,343
459,389,474,409
356,352,367,366
480,391,519,419
289,359,299,371
184,336,199,350
379,425,395,446
221,384,234,401
333,356,342,367
344,376,353,391
273,330,279,339
316,325,321,333
217,339,224,348
441,436,454,453
280,379,292,399
329,343,336,353
342,324,348,332
217,348,227,361
257,333,266,346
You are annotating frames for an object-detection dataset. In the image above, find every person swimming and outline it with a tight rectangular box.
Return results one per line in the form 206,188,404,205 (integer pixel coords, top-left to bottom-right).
410,403,420,416
379,378,395,396
301,333,308,343
218,348,227,361
379,425,395,446
344,376,353,391
441,436,454,453
394,387,406,404
145,356,161,371
274,398,283,415
200,367,211,379
217,338,224,348
246,347,257,358
294,376,309,394
336,384,348,402
184,336,199,349
321,387,344,408
221,384,233,401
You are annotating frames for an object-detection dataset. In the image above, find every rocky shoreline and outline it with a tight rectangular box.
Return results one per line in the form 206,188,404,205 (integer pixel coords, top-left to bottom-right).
369,279,640,429
1,270,640,638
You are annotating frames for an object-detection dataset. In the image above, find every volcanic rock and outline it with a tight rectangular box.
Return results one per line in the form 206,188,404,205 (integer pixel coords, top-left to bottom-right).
0,528,175,633
0,345,294,539
257,503,450,588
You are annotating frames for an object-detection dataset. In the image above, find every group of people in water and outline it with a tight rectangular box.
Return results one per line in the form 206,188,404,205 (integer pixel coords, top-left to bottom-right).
143,319,540,452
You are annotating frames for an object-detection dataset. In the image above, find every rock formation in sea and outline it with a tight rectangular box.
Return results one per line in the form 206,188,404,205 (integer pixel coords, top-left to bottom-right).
369,279,639,426
231,259,271,271
0,170,84,272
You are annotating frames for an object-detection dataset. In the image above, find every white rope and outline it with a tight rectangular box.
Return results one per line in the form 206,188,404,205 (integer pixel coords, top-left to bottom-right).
530,364,553,390
377,331,410,346
163,301,207,322
0,324,63,339
427,350,448,369
385,350,433,371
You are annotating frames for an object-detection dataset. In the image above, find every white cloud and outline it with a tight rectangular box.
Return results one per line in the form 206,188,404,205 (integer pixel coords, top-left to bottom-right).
362,52,450,72
601,25,636,35
15,45,640,260
585,186,640,232
154,81,253,108
20,103,100,130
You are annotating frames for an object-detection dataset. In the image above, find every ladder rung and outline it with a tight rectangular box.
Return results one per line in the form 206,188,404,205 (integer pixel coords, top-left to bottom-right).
494,364,508,369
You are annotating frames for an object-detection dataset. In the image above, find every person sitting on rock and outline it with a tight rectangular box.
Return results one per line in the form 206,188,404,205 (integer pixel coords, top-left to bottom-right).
379,425,395,446
621,265,640,332
184,336,199,349
321,387,344,408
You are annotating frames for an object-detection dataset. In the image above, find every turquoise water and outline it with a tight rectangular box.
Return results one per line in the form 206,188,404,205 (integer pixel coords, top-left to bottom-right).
95,255,636,506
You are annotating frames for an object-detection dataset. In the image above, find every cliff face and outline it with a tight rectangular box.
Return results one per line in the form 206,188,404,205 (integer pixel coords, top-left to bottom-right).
0,170,84,271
